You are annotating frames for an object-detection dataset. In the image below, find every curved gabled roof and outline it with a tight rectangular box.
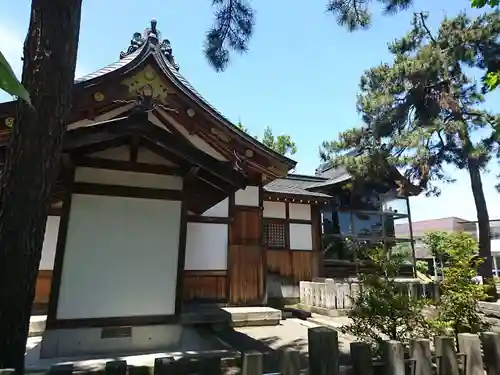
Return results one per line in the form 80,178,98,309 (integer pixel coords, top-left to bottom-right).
75,49,143,83
72,24,296,171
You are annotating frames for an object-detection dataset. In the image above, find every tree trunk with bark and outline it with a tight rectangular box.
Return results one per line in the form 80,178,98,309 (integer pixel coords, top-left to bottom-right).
0,0,82,372
468,158,497,300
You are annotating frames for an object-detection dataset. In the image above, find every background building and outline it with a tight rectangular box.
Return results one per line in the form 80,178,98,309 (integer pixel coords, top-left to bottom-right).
395,216,500,276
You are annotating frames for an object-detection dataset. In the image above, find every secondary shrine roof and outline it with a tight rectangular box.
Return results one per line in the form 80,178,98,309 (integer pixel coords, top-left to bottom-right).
263,174,332,200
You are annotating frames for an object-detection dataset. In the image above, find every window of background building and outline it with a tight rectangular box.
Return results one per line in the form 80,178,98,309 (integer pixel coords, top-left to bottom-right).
490,221,500,240
321,191,409,262
381,196,408,215
321,212,399,261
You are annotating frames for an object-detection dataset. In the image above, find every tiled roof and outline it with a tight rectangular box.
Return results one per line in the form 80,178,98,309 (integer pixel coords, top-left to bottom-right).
264,174,332,198
75,49,142,83
306,165,351,189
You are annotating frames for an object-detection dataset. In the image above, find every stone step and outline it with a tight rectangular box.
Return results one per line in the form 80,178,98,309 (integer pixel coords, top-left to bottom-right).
221,306,281,327
29,315,47,337
30,307,282,338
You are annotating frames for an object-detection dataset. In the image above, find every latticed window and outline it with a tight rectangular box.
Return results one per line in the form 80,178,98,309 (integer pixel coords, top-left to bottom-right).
264,221,287,249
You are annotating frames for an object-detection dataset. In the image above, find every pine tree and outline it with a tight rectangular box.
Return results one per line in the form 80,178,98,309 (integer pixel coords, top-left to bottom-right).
261,126,297,157
320,11,500,296
204,2,500,92
204,0,414,70
235,122,298,157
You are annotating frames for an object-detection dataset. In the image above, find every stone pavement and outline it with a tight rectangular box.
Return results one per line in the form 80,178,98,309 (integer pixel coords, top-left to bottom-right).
25,327,236,373
214,316,357,373
25,315,355,374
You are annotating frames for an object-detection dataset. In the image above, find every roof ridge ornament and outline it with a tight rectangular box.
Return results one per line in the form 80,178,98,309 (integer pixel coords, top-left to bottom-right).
119,19,180,71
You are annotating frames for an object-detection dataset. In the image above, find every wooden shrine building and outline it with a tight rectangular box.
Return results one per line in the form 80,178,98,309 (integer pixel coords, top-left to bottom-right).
0,20,416,358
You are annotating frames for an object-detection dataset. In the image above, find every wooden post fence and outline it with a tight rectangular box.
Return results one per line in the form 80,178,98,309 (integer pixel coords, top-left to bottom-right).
5,329,500,375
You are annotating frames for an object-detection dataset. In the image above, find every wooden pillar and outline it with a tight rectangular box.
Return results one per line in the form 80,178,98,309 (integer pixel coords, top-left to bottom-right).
227,186,264,305
308,327,339,375
46,163,75,328
311,204,323,279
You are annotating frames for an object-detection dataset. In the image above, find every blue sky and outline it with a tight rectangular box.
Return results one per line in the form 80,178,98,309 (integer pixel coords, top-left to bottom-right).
1,0,500,222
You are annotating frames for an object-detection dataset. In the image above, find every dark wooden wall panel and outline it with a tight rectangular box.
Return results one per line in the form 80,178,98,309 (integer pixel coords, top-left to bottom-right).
228,206,264,305
266,250,313,282
291,251,312,281
34,270,53,304
267,250,292,276
230,209,260,245
183,271,227,301
228,245,264,305
310,204,323,278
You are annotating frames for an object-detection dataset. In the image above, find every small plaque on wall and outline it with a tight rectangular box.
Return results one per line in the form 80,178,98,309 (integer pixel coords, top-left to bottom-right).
101,326,132,339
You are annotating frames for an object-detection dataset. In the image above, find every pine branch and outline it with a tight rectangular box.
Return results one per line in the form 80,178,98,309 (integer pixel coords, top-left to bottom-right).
417,12,436,44
205,0,254,71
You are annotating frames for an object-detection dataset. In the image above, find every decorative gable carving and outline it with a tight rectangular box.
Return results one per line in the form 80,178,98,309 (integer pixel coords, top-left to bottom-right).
120,19,180,71
121,65,173,102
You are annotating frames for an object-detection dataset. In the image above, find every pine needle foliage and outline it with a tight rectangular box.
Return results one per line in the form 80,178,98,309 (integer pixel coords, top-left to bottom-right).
320,11,500,287
204,0,416,70
235,121,297,157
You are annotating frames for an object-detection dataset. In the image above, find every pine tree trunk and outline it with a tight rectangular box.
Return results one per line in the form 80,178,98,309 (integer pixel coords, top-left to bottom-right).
0,0,82,372
467,158,497,300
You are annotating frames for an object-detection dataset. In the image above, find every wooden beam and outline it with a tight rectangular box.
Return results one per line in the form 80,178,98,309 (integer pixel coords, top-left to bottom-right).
129,134,140,162
185,166,200,182
187,216,232,224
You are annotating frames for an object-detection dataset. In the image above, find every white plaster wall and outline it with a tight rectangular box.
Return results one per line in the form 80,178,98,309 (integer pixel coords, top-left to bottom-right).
263,201,286,218
289,223,313,251
57,194,181,319
148,112,171,132
235,186,259,207
39,216,60,270
158,109,227,161
202,198,229,217
136,147,177,166
185,223,228,270
88,146,130,161
75,167,183,190
68,104,135,131
289,203,311,221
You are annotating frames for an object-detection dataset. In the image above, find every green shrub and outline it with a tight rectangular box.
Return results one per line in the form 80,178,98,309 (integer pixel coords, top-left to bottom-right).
424,231,490,338
340,245,429,355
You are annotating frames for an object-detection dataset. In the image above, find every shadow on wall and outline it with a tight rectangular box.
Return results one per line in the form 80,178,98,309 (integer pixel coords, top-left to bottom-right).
266,273,300,301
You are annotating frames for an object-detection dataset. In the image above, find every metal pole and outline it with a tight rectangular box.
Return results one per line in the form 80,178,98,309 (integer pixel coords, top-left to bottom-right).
405,197,417,278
